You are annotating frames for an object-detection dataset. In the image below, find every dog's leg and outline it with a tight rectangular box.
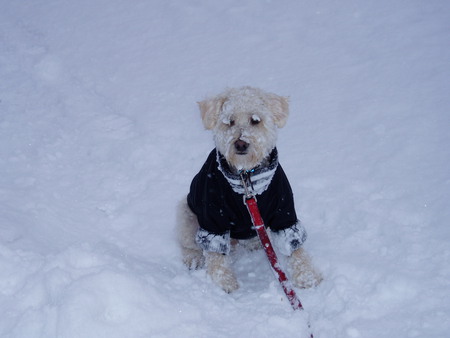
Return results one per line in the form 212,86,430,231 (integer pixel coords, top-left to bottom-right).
205,252,239,293
289,247,323,288
176,198,205,269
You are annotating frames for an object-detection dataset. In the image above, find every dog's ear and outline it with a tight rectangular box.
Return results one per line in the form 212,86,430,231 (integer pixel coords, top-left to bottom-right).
198,96,226,130
265,94,289,128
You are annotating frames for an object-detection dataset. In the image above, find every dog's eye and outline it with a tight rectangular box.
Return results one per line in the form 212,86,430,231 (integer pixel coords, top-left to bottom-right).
251,115,261,125
222,118,235,126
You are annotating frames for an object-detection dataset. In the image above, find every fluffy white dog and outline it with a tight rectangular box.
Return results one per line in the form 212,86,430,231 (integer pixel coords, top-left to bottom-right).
177,86,322,293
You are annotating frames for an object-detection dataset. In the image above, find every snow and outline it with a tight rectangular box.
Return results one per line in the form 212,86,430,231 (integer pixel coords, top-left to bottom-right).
1,0,449,337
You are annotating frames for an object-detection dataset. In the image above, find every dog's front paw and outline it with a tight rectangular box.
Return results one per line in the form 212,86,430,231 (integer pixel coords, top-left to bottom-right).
289,248,323,289
182,248,205,270
292,265,323,289
205,252,239,293
209,266,239,293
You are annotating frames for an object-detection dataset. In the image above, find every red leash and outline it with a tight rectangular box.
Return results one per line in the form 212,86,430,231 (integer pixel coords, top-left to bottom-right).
241,172,313,337
244,196,304,310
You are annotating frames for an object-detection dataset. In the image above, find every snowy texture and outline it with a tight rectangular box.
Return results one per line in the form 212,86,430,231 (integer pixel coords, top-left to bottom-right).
1,0,449,337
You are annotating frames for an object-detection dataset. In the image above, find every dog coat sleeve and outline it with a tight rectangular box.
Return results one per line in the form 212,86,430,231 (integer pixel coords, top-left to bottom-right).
187,150,233,254
271,222,307,256
265,165,308,255
195,227,230,255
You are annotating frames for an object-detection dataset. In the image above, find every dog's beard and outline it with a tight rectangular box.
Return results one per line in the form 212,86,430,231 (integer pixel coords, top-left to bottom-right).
226,150,259,171
215,136,275,171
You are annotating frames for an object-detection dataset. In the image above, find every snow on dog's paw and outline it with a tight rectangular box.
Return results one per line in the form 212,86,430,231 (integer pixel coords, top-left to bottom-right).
209,267,239,293
182,248,205,270
292,267,323,289
289,248,323,289
205,252,239,293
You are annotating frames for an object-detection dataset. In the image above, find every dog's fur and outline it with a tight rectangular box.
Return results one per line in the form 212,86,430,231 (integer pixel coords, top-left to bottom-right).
177,86,322,292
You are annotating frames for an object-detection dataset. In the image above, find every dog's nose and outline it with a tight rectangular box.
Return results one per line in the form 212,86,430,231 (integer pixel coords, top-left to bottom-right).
234,140,249,153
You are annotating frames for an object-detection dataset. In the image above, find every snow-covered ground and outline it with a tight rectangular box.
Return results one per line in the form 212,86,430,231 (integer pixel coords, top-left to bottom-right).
1,0,449,337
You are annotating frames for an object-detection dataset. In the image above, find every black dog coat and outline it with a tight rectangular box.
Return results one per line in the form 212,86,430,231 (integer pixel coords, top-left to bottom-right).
187,148,307,255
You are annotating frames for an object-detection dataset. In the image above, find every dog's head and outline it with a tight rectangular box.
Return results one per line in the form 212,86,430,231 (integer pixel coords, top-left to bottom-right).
198,86,289,171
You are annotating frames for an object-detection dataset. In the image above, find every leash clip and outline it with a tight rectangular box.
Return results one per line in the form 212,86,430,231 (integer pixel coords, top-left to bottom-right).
239,170,256,204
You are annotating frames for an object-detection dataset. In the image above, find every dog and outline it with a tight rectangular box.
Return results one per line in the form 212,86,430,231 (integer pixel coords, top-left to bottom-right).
177,86,322,293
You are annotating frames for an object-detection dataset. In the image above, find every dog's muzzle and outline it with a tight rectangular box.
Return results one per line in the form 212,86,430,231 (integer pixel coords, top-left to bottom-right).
234,140,249,154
